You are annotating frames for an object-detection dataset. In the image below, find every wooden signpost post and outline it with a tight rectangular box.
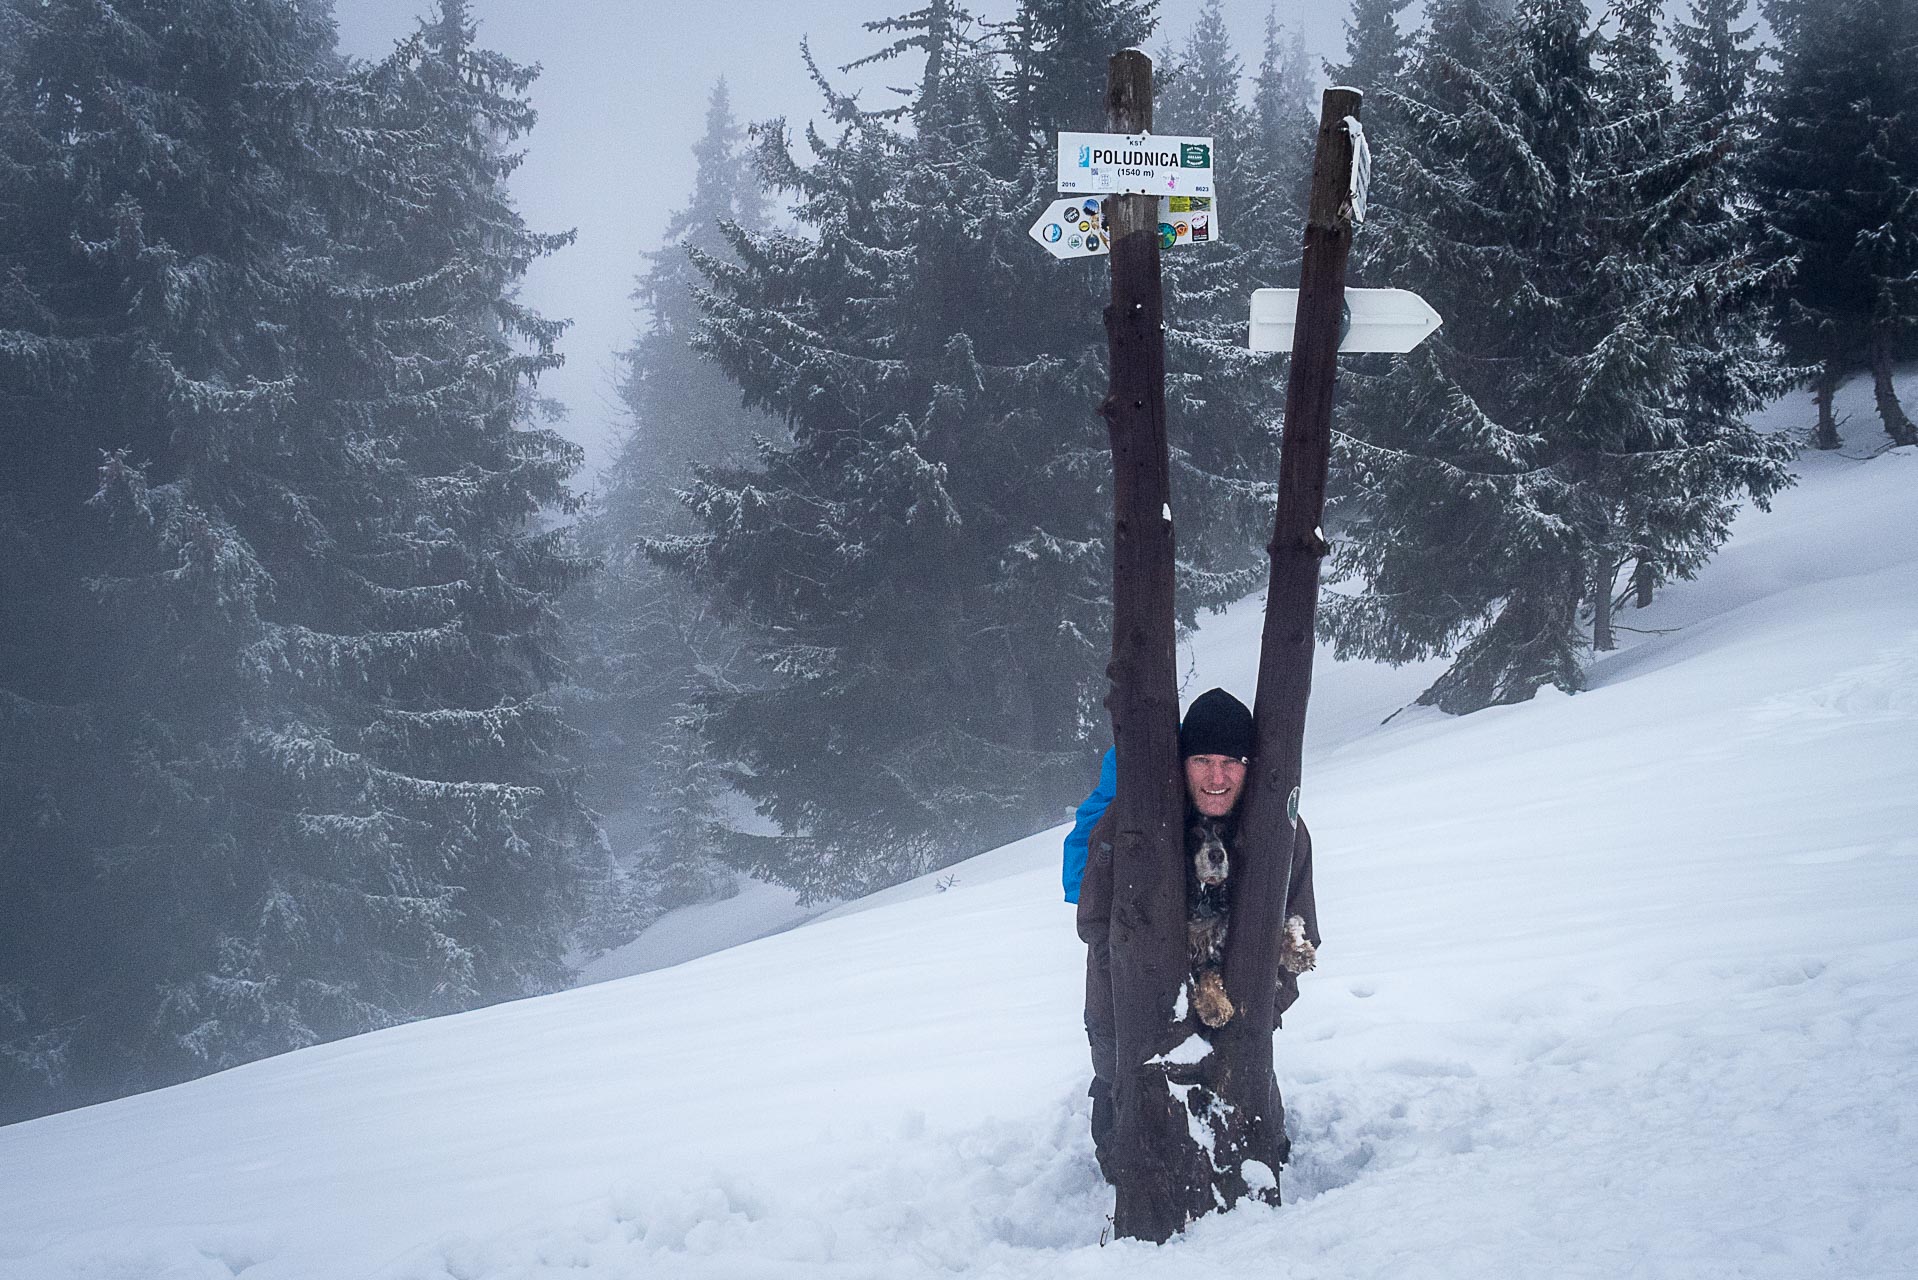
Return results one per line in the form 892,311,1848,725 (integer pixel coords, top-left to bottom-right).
1060,55,1437,1239
1094,48,1215,1243
1207,86,1368,1214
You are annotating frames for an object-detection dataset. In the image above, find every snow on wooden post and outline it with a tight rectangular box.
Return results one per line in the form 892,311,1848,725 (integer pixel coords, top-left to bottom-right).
1210,86,1365,1206
1096,47,1214,1244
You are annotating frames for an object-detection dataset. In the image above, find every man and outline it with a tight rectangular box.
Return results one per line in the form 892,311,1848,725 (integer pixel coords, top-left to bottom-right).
1073,686,1320,1180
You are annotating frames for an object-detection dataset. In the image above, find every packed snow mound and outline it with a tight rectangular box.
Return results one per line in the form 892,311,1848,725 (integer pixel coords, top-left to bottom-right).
2,377,1916,1279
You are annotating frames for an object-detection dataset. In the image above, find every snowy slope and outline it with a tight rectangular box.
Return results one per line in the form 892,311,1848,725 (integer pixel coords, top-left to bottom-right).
2,378,1916,1280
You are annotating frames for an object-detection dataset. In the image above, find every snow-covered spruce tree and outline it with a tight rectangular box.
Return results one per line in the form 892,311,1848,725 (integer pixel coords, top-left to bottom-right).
564,80,775,949
1322,0,1792,713
1673,0,1764,131
1319,0,1414,424
1248,7,1318,247
662,0,1195,900
664,3,1085,898
607,80,776,536
1752,0,1918,448
1335,0,1495,286
997,0,1157,139
248,0,602,1039
1617,0,1789,611
0,0,598,1120
1600,0,1796,633
1323,0,1412,271
1327,0,1414,106
1423,0,1514,94
1669,0,1769,352
0,0,340,1119
1156,0,1247,160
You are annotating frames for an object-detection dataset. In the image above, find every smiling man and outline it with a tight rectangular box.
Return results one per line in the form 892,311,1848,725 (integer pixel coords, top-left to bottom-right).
1073,687,1321,1183
1186,747,1245,816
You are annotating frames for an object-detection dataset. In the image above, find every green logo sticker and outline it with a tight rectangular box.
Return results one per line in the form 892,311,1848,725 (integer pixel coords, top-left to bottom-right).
1180,143,1211,169
1285,785,1300,827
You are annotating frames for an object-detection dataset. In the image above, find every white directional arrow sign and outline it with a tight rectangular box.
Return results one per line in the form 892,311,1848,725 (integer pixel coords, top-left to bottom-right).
1248,287,1441,353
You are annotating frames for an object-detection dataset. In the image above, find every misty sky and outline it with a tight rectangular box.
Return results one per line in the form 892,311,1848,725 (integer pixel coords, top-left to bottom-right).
328,0,1356,481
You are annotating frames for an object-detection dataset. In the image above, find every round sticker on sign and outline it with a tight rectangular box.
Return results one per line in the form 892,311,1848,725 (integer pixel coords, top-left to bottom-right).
1086,234,1101,251
1286,785,1300,827
1158,223,1176,250
1042,223,1063,243
1069,234,1083,249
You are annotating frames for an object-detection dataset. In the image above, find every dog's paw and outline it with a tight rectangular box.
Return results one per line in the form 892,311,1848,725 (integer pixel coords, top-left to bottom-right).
1193,967,1235,1028
1279,914,1317,975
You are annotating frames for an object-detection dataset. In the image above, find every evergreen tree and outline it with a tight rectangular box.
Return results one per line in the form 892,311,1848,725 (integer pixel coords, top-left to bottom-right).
1422,0,1512,101
666,1,1084,899
1157,0,1240,130
0,0,339,1118
1325,0,1411,206
1156,2,1292,598
663,0,1240,900
565,80,774,947
1324,0,1792,712
1669,0,1765,285
1322,0,1411,310
1672,0,1763,130
1328,0,1413,96
608,81,775,534
1249,6,1318,228
0,0,598,1120
999,0,1157,140
1752,0,1918,448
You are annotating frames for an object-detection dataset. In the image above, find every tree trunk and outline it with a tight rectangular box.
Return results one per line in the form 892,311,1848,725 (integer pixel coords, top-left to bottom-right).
1632,556,1654,609
1811,356,1842,451
1097,49,1214,1244
1869,329,1916,447
1205,87,1363,1212
1592,555,1616,652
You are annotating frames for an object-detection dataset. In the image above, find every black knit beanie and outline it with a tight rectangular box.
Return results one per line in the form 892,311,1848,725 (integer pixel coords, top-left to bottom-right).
1179,688,1255,761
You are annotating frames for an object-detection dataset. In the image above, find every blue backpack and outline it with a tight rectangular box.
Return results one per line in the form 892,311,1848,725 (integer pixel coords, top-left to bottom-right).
1061,746,1117,903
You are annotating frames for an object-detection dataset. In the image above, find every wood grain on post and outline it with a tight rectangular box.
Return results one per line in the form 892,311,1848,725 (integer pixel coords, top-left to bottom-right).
1097,48,1209,1244
1214,86,1363,1203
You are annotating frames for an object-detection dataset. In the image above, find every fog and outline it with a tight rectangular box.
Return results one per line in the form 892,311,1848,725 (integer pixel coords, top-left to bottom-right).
328,0,1353,478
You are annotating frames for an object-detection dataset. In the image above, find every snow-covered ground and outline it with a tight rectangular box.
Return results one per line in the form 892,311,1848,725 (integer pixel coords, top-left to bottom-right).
3,377,1916,1279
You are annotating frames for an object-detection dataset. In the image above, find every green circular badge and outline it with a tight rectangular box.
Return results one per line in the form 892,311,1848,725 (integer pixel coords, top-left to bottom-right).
1158,222,1177,250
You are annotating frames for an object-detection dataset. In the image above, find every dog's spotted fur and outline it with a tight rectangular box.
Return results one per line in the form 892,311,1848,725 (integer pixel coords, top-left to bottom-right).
1187,818,1234,1027
1184,819,1318,1027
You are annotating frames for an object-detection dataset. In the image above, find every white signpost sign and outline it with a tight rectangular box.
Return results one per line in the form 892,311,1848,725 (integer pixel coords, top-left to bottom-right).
1056,131,1215,196
1029,194,1223,260
1248,287,1442,354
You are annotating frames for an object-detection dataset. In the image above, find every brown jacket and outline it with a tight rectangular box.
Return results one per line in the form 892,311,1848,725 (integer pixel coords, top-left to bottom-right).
1077,807,1319,1083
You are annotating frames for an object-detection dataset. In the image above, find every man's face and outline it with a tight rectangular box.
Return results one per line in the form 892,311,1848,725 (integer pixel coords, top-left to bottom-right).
1184,754,1247,818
